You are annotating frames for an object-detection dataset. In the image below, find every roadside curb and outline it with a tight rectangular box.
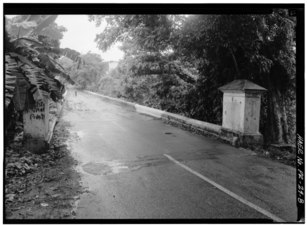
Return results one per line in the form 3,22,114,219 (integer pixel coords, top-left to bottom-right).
85,90,223,139
85,91,136,110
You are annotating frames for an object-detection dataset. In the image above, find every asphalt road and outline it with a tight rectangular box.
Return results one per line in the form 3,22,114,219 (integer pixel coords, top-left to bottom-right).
62,90,296,221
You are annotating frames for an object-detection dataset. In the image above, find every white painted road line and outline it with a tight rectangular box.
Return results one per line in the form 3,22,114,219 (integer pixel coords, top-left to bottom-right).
163,154,285,222
112,121,126,131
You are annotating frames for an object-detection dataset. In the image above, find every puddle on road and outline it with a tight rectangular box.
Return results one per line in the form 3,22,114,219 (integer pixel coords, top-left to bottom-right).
81,161,130,176
81,155,169,176
82,162,113,175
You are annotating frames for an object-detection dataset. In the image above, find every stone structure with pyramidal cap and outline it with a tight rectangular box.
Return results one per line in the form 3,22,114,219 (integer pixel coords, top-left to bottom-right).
219,79,267,147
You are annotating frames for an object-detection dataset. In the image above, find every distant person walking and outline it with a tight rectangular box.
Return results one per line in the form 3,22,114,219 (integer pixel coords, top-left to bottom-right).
75,90,77,97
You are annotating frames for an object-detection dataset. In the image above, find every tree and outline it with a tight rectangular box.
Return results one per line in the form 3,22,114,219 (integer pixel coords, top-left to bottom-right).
89,15,198,113
178,11,296,144
6,15,63,39
89,15,196,84
5,15,82,138
90,12,296,145
61,52,108,90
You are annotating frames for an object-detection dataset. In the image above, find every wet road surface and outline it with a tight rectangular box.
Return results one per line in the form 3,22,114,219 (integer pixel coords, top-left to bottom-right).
62,90,296,221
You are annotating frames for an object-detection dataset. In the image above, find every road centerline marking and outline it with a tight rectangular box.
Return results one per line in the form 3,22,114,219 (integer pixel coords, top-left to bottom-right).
163,154,285,222
111,121,126,131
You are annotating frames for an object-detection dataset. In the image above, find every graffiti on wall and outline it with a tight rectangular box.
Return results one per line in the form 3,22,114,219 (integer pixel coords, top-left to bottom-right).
29,100,45,121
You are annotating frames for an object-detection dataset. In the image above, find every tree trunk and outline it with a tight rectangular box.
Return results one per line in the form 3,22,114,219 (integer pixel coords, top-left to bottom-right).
229,48,241,79
266,88,290,144
280,94,290,143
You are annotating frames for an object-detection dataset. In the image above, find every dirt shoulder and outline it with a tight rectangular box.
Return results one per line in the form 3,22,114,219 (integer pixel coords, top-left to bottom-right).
5,119,82,220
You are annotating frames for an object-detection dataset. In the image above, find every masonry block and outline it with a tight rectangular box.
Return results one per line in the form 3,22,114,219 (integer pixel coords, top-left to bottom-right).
219,79,266,147
23,98,49,153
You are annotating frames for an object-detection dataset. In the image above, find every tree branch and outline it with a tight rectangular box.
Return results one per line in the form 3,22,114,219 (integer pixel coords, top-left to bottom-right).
135,62,196,84
229,48,241,79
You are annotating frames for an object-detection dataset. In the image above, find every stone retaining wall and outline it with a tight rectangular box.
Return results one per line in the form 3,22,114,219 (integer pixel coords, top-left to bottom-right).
85,90,228,143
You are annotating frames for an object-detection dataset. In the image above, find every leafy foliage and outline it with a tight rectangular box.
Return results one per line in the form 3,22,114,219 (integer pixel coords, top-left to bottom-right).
6,15,60,39
89,12,296,145
179,12,296,143
60,52,108,90
90,15,196,83
5,14,86,144
5,15,83,111
5,54,19,108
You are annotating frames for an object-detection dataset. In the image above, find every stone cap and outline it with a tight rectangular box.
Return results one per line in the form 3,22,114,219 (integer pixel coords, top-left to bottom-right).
219,79,267,92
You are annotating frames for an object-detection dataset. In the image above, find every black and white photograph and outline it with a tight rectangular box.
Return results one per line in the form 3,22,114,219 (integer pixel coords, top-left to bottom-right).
3,3,304,223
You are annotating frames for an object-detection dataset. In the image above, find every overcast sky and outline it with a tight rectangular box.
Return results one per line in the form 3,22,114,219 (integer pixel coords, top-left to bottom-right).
56,15,124,61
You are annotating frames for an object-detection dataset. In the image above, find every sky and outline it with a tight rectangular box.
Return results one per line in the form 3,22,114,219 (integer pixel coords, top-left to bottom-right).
55,15,124,62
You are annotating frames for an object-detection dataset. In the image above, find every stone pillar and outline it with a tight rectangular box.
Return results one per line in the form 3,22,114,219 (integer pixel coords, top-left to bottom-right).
23,98,49,153
219,79,266,147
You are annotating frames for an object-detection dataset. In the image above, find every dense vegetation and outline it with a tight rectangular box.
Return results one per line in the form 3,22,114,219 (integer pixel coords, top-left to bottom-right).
87,11,296,146
60,52,109,91
5,15,82,141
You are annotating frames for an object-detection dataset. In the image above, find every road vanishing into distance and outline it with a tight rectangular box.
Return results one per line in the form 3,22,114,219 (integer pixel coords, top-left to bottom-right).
62,90,296,221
